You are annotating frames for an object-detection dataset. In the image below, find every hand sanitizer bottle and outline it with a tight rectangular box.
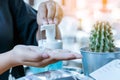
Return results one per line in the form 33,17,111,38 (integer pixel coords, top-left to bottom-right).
39,24,62,49
30,24,63,73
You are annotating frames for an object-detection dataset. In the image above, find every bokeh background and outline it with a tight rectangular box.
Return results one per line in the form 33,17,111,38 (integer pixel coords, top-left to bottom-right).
23,0,120,75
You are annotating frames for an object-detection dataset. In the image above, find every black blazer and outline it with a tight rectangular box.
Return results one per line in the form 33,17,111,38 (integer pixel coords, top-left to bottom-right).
0,0,38,79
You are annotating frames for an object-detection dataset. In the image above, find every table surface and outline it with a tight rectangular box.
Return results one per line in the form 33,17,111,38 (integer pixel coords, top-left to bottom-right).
17,68,93,80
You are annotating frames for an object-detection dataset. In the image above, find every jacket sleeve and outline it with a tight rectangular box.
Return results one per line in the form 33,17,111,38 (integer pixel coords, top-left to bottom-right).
9,0,38,45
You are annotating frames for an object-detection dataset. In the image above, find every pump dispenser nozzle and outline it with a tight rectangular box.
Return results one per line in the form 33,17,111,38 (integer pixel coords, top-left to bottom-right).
41,24,56,42
39,24,62,49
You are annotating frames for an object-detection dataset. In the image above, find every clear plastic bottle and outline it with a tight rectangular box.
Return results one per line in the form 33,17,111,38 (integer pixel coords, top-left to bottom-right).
30,24,63,73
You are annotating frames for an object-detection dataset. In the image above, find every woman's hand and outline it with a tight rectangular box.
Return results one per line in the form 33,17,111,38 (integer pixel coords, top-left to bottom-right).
37,49,82,67
10,45,82,67
37,0,63,25
36,0,63,40
0,45,81,74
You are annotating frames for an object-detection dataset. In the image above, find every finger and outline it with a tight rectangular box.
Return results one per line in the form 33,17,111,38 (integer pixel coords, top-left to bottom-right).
46,1,56,24
37,2,48,25
23,46,49,62
23,58,57,67
23,54,44,62
37,18,48,25
23,62,44,67
54,4,63,25
36,58,58,67
38,51,81,67
28,46,50,54
60,49,82,59
28,46,50,59
49,49,82,60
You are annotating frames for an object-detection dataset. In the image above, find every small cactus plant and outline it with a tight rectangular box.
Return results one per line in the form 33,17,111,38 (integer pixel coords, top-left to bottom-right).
89,21,115,52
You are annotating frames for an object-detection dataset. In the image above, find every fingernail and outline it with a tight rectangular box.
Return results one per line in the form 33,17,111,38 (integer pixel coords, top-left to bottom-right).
48,20,53,24
42,54,49,59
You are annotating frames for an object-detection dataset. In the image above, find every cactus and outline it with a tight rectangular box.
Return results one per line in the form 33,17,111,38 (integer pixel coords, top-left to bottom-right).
89,21,115,52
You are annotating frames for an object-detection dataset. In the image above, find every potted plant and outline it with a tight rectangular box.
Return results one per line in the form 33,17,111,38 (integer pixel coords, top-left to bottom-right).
80,21,120,76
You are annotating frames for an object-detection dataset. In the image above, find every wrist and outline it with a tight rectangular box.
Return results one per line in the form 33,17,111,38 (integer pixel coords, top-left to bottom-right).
0,51,22,74
7,50,22,67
